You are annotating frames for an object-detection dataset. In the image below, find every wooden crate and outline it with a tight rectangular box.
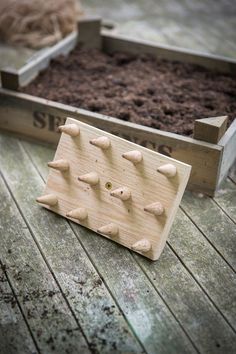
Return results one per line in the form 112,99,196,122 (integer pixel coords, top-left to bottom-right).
0,17,236,196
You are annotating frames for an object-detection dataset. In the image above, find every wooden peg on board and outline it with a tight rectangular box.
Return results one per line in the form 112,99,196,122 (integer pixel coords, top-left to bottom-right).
157,164,177,178
193,116,228,144
36,194,58,206
110,187,131,201
78,172,99,186
144,202,164,216
66,208,88,221
122,150,143,164
131,239,152,253
58,124,80,137
97,223,119,237
90,136,111,150
48,159,69,172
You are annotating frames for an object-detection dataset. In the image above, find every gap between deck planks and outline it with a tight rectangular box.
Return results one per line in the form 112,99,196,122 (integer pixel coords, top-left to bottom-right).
0,134,196,354
0,265,38,354
181,190,236,271
20,136,236,353
181,191,236,272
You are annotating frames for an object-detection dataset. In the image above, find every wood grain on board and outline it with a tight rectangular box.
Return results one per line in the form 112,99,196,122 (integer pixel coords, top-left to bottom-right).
37,118,191,260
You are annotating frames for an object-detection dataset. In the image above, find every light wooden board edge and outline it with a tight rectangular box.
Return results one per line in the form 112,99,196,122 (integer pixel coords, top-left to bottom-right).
216,118,236,188
0,88,223,196
41,117,191,260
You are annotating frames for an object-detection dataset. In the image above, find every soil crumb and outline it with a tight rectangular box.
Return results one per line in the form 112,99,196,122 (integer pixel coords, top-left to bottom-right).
22,47,236,136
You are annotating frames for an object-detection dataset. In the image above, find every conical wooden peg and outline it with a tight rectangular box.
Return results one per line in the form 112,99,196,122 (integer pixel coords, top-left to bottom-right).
66,207,88,221
131,239,151,252
78,171,99,186
97,223,119,237
157,163,177,178
47,159,69,172
90,136,111,150
58,123,80,137
110,186,131,201
36,194,58,206
122,150,143,164
144,202,164,216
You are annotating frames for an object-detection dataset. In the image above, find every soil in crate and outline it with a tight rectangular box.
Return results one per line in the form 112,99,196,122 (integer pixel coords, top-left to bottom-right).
22,47,236,136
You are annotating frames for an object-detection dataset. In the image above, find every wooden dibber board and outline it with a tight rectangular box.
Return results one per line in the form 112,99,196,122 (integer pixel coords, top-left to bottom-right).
36,118,191,260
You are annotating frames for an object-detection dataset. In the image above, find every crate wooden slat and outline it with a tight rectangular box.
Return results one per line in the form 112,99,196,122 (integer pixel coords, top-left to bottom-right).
1,31,78,90
102,32,236,75
37,118,191,260
0,17,235,196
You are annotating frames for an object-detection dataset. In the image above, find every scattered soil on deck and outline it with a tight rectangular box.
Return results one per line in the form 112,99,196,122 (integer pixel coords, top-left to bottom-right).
22,47,236,136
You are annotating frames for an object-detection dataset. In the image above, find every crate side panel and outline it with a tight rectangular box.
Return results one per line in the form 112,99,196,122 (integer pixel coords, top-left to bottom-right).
0,90,221,195
102,33,236,74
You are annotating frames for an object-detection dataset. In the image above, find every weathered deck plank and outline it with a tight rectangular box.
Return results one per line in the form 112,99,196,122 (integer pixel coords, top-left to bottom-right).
22,138,236,353
0,267,38,354
134,246,236,353
229,161,236,184
20,140,198,353
0,171,90,354
168,209,236,330
181,192,236,270
214,179,236,224
0,134,144,353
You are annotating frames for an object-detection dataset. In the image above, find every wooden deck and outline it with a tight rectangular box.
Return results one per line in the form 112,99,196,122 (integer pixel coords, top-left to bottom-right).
1,0,236,353
1,134,236,354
